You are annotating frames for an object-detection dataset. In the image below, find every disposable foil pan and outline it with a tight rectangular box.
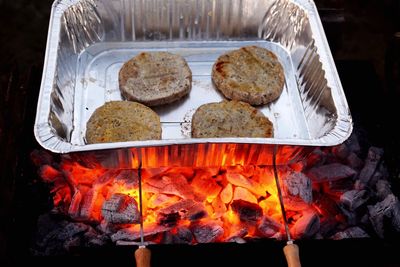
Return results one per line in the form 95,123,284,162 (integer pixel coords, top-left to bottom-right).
35,0,352,160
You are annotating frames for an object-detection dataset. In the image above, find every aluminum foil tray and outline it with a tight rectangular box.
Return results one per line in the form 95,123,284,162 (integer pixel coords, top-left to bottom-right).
35,0,352,154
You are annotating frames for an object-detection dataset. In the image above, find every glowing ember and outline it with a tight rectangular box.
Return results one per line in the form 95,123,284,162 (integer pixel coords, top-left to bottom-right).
37,156,291,243
32,136,400,252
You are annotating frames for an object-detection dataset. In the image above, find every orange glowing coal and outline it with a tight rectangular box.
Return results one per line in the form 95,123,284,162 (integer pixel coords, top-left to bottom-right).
38,152,295,244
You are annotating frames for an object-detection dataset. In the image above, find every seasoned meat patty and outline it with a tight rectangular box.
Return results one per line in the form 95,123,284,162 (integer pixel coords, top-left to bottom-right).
212,46,285,105
191,100,274,138
86,101,161,143
119,51,192,106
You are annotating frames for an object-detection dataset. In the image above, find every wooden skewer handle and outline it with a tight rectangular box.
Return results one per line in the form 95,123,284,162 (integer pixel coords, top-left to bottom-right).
135,247,151,267
283,243,301,267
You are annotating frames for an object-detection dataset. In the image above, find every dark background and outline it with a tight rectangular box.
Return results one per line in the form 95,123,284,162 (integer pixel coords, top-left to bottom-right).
1,0,400,266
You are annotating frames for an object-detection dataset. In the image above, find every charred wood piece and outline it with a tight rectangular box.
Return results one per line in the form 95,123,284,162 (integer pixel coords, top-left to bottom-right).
157,199,206,225
332,144,350,160
291,210,320,239
233,187,258,204
226,173,266,196
376,180,392,201
307,163,357,182
359,147,384,186
220,183,233,204
368,194,400,238
191,171,222,201
283,172,312,204
231,200,263,223
340,190,369,211
346,152,364,170
258,216,282,238
144,174,194,199
226,228,248,242
102,193,140,224
162,226,194,244
111,223,172,242
190,222,224,243
344,133,361,154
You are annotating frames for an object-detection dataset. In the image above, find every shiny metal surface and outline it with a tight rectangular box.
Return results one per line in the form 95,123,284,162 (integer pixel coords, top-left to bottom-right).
35,0,352,154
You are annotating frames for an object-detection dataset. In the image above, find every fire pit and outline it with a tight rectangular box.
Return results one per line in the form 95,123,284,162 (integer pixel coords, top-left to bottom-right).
31,132,400,255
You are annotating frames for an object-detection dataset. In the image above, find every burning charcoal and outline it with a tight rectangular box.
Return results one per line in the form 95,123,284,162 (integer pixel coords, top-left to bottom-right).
163,227,194,244
225,172,266,196
191,170,222,202
80,189,103,221
147,194,179,209
226,228,248,241
282,196,311,211
307,163,357,182
313,193,342,218
158,212,180,226
231,200,263,222
258,198,279,215
305,148,327,167
291,210,320,239
157,199,206,225
114,169,139,189
368,194,400,238
142,167,170,180
190,222,224,243
62,160,106,185
233,187,258,204
144,173,194,199
175,227,194,244
227,165,255,178
258,216,282,238
83,227,110,247
331,227,370,240
283,172,312,204
93,169,120,188
111,223,172,242
340,190,369,211
212,196,227,218
197,167,220,177
332,144,350,160
220,183,233,204
97,220,120,234
39,165,63,182
376,180,392,201
102,193,140,224
359,147,384,186
166,167,196,178
68,190,82,219
346,152,364,170
161,231,176,244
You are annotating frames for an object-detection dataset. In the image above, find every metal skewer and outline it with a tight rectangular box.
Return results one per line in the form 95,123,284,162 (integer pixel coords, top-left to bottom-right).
135,159,151,267
273,145,301,267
